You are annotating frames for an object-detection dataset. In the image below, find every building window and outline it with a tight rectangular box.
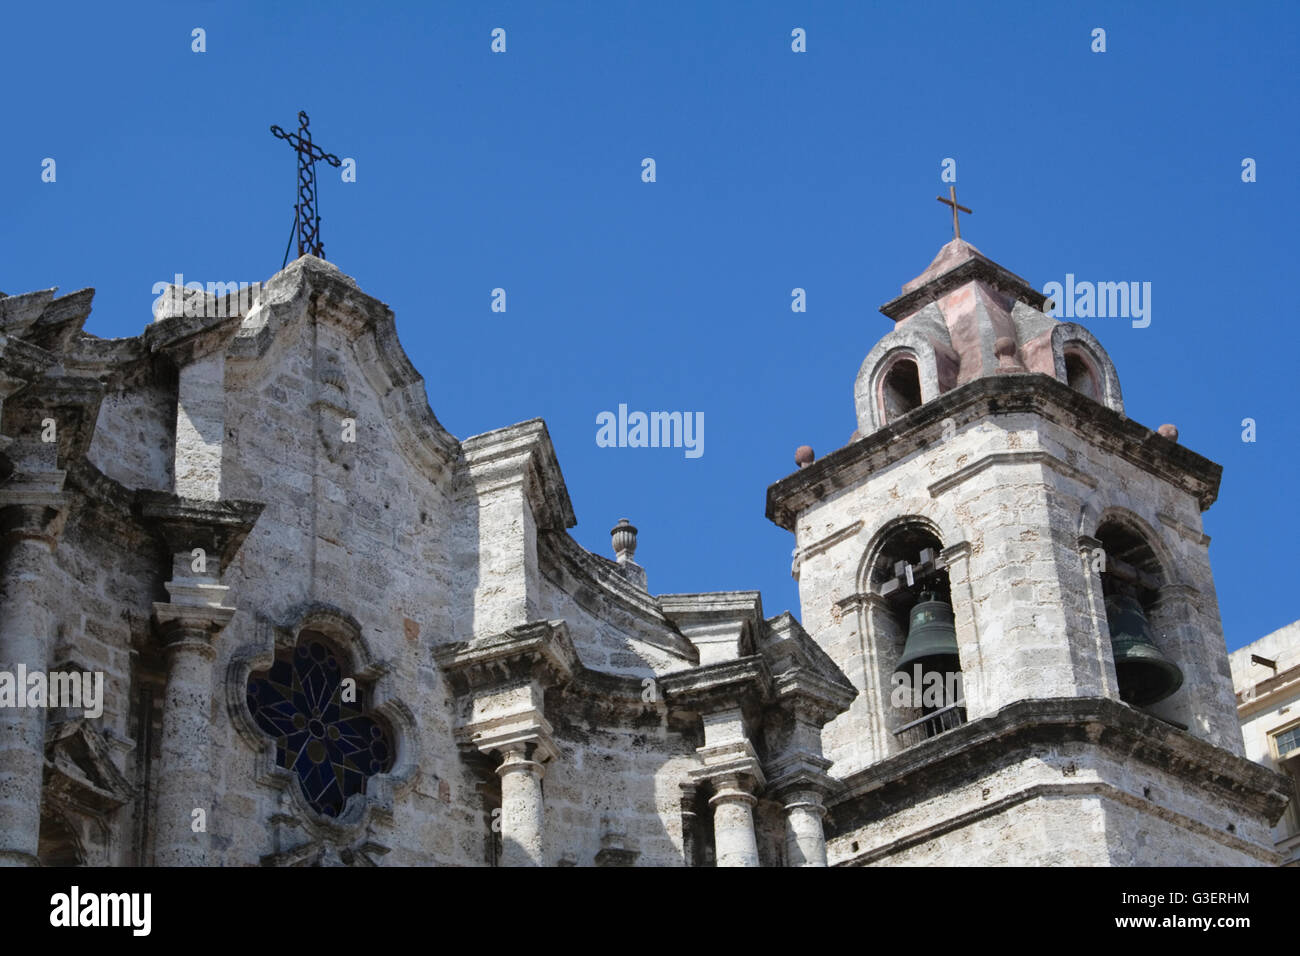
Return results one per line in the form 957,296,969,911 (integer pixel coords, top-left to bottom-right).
1275,724,1300,761
246,629,393,817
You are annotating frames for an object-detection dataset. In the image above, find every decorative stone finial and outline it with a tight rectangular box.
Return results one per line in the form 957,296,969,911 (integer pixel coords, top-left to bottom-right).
795,445,815,468
1157,424,1179,442
611,518,638,564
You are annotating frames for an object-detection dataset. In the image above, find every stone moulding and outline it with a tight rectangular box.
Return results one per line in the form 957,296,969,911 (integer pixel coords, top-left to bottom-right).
226,602,420,838
766,373,1224,531
538,530,698,665
826,696,1292,864
926,448,1100,498
138,491,265,570
659,656,773,717
459,418,576,533
225,256,461,481
43,716,136,863
434,618,580,697
880,251,1048,321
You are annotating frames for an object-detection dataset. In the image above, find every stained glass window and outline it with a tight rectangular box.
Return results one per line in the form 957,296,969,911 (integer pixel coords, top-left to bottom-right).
246,630,393,817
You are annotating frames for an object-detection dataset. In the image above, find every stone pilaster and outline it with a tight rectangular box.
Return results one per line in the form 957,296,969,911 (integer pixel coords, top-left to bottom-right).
0,341,104,865
459,424,576,637
142,493,262,866
679,781,699,865
662,653,773,867
474,722,558,867
147,303,246,502
755,613,854,866
151,599,231,866
435,619,576,867
0,485,67,866
690,709,767,868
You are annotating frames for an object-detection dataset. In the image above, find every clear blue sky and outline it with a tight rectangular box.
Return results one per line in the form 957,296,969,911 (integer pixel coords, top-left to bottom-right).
3,1,1297,651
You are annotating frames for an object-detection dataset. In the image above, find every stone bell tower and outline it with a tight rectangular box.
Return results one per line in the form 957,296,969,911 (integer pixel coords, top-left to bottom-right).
766,237,1292,865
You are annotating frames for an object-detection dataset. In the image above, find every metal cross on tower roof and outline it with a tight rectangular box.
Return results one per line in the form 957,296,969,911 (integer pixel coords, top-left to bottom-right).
270,110,342,266
936,186,972,240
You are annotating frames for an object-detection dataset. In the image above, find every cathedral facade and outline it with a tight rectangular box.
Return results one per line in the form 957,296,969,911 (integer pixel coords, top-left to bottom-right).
0,243,1288,866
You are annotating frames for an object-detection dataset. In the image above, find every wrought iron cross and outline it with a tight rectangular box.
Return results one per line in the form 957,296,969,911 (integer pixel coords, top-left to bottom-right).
270,111,342,263
936,186,972,240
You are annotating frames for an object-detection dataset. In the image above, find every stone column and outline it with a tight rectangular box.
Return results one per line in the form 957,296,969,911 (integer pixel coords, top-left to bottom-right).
152,600,233,866
0,493,66,866
710,774,760,867
141,494,261,867
496,743,546,867
435,619,576,869
679,782,699,865
780,788,829,867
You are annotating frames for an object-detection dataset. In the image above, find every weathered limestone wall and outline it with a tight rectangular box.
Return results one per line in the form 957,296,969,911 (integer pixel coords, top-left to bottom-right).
201,284,483,866
41,484,162,865
829,740,1275,867
536,538,696,677
543,719,698,866
793,407,1238,779
841,795,1112,867
85,381,175,492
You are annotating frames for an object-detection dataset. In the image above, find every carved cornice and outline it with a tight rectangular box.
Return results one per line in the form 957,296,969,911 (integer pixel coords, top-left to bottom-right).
137,491,264,569
43,718,135,819
143,310,244,368
659,656,772,716
0,288,58,339
759,612,857,724
2,375,105,472
459,419,576,532
828,696,1292,826
767,374,1223,530
434,619,579,696
880,253,1047,321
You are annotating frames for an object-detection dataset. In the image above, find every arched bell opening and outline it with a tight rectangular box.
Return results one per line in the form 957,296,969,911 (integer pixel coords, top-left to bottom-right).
1064,348,1101,402
868,523,965,750
879,357,923,425
1094,520,1184,710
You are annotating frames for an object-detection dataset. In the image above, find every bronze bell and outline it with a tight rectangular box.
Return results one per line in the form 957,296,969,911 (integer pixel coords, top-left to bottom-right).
1105,592,1183,706
894,592,960,678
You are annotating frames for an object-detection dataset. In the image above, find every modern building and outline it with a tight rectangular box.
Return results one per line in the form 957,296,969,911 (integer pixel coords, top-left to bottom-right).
1230,620,1300,865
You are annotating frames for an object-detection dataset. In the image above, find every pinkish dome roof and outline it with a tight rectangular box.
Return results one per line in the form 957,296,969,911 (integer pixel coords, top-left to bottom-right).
852,239,1124,437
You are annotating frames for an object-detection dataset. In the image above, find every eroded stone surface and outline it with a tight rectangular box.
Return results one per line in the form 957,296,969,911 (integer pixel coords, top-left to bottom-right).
0,245,1283,867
